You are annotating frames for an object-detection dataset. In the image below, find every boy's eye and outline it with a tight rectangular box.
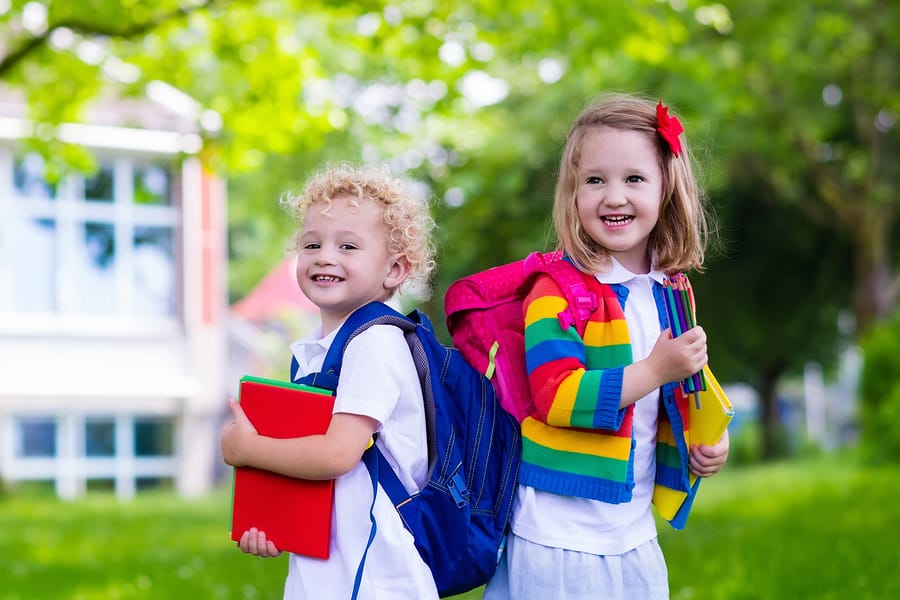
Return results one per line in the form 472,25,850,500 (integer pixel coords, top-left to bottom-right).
302,242,320,250
339,243,359,251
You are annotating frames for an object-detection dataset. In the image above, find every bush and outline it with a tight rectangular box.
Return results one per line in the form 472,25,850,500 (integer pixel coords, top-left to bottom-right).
858,311,900,463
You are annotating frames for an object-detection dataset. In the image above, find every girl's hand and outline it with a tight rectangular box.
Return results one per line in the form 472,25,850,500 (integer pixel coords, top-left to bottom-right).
648,326,708,384
220,399,259,467
689,428,729,477
238,527,282,558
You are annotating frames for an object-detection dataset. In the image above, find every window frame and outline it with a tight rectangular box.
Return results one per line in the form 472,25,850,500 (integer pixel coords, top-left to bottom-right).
0,148,184,336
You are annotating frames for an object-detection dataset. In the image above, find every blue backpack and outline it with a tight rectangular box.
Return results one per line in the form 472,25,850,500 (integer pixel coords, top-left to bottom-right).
291,301,521,598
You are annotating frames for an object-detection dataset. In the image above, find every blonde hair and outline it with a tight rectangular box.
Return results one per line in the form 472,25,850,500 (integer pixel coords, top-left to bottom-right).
282,162,436,295
552,93,709,274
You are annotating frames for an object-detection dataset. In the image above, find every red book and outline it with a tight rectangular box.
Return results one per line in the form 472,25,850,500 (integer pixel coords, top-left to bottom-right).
230,375,335,558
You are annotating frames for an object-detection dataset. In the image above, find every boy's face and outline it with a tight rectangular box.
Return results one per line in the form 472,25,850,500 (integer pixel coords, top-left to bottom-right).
296,193,406,334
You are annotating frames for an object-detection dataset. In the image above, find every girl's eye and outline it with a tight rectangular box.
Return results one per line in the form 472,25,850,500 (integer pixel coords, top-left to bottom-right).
586,176,603,185
626,175,644,183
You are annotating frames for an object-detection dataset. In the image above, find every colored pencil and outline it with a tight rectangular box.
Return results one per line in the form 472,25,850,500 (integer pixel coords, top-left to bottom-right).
663,275,706,406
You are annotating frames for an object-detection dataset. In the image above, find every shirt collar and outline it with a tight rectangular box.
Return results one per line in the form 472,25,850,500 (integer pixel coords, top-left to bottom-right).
594,256,667,286
289,325,338,381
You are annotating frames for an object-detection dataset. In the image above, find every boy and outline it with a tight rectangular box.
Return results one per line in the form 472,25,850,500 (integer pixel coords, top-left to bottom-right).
221,163,439,599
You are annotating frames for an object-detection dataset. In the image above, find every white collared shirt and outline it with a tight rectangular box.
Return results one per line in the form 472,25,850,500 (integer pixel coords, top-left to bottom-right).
284,324,438,600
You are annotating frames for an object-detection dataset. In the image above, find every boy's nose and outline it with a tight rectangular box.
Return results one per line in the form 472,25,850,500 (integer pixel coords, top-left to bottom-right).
314,248,337,265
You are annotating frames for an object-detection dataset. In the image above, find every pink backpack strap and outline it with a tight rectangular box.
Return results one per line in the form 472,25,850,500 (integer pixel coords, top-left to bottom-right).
524,252,597,336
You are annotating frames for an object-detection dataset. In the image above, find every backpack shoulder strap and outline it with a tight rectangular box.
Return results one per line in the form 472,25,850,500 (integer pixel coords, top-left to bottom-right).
296,301,415,391
295,300,420,510
525,252,598,336
293,301,418,600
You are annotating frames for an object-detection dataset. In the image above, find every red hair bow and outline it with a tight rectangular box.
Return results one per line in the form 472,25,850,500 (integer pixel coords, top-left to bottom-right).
656,100,684,157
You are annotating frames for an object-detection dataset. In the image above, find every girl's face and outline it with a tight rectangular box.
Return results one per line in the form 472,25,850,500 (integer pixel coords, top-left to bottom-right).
296,193,406,334
575,126,663,274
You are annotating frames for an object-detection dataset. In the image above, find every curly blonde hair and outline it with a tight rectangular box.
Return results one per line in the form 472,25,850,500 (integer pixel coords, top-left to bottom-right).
282,162,436,296
553,93,710,275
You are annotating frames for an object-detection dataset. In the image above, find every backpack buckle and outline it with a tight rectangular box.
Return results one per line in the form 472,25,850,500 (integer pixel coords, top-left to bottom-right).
572,293,598,321
557,310,576,330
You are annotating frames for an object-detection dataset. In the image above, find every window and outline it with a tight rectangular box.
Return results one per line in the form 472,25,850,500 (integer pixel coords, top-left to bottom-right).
8,413,179,498
134,418,174,457
13,153,56,199
84,164,114,203
85,418,116,457
4,152,180,321
12,218,57,313
133,226,176,315
15,418,57,457
136,477,174,491
134,164,172,206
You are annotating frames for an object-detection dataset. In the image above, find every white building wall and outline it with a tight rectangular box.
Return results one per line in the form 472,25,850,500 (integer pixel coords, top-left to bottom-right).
0,92,227,500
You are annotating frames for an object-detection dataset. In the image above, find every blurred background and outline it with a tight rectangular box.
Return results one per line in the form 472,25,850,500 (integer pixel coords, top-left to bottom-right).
0,0,897,598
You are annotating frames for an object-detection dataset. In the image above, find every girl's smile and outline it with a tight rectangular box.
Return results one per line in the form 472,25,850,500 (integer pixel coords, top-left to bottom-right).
600,214,635,228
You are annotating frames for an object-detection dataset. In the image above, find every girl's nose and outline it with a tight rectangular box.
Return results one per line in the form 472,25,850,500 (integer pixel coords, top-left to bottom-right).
603,188,627,207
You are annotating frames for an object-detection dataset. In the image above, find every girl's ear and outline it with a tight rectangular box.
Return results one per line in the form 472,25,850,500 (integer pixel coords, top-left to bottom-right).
383,254,411,291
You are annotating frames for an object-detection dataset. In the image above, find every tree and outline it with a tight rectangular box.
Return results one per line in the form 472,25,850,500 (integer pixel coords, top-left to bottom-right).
706,0,899,336
4,0,896,457
694,171,853,457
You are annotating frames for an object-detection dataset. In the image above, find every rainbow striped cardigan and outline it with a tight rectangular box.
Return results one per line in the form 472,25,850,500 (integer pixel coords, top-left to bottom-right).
521,272,697,528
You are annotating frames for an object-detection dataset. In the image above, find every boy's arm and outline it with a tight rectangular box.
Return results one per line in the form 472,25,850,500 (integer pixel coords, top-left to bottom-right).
220,399,377,480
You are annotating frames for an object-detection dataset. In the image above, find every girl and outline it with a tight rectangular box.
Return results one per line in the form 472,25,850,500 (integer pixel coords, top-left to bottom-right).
221,163,439,599
484,93,730,599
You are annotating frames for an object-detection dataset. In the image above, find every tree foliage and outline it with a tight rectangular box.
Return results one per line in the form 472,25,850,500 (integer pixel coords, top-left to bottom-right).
2,1,897,456
858,311,900,463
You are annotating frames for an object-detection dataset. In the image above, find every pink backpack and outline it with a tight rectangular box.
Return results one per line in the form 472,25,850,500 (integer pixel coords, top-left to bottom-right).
444,251,598,422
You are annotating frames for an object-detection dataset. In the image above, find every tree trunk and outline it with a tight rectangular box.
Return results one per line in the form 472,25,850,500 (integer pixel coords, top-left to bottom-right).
853,237,894,336
758,367,786,460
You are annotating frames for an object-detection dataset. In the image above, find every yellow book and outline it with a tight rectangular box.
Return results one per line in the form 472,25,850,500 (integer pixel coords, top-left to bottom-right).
653,365,733,522
689,365,734,447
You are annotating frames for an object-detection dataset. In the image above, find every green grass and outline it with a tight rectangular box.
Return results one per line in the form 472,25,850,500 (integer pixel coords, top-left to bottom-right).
2,455,899,599
0,488,286,600
659,454,900,599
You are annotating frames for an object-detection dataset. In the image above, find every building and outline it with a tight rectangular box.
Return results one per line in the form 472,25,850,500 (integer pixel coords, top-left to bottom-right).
0,87,227,499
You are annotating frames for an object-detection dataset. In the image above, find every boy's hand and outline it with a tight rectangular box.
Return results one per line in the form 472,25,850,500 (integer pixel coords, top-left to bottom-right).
689,428,729,477
238,528,282,558
220,399,259,467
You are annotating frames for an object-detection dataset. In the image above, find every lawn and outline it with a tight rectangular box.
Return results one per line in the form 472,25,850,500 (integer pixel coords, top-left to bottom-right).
2,454,898,599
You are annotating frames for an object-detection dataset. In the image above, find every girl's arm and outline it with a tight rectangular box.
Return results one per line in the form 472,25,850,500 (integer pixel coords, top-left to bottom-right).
621,325,707,406
220,399,377,480
689,428,729,477
524,275,707,429
524,275,625,430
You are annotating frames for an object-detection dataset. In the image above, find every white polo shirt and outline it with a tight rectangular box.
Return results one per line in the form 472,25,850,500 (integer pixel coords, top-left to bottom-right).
284,324,438,600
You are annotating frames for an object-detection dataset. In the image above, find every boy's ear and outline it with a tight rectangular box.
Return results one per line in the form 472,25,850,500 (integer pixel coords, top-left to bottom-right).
383,254,411,290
